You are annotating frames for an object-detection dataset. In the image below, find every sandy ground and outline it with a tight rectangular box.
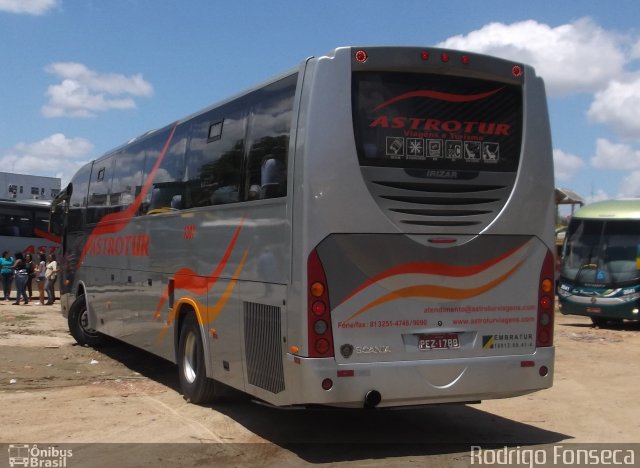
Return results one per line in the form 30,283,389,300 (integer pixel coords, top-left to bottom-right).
0,297,638,467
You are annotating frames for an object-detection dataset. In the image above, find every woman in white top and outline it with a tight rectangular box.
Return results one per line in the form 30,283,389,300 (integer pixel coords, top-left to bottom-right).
44,253,58,305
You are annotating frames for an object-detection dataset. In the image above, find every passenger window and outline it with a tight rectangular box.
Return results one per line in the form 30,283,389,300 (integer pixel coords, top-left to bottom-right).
184,102,246,208
67,162,92,232
245,74,296,200
87,155,115,224
141,125,187,215
111,144,145,214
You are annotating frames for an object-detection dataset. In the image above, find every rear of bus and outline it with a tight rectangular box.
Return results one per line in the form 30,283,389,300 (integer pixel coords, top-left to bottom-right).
286,47,555,408
558,200,640,326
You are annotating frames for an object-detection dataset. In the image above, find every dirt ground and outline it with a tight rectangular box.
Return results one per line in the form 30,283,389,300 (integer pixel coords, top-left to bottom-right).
0,297,639,467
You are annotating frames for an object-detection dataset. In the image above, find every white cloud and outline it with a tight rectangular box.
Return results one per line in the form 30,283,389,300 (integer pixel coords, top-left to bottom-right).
554,148,585,181
618,172,640,198
0,134,93,186
438,18,626,96
590,138,640,170
587,189,611,204
0,0,58,15
587,74,640,140
42,62,154,118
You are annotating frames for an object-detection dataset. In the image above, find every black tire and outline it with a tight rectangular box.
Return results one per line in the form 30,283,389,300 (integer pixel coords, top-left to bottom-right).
177,314,217,404
68,294,103,346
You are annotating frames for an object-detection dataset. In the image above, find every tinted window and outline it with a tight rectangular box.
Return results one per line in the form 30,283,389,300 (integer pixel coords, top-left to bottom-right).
245,74,296,200
87,155,116,224
0,209,31,237
185,102,246,208
111,144,145,215
68,162,92,231
141,126,187,215
562,219,640,285
352,72,522,172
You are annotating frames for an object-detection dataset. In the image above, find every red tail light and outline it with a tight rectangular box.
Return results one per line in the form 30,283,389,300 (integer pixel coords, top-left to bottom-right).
537,250,555,347
308,249,334,357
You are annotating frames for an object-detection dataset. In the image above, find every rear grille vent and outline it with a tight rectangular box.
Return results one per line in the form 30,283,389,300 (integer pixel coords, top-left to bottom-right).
244,302,285,394
390,208,492,217
362,167,515,232
373,181,506,193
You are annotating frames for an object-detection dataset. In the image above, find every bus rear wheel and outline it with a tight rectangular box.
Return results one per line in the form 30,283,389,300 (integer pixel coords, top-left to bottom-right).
68,295,102,347
177,314,217,404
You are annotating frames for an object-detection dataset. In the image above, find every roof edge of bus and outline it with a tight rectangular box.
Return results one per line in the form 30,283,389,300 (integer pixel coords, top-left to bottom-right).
573,198,640,219
0,198,51,207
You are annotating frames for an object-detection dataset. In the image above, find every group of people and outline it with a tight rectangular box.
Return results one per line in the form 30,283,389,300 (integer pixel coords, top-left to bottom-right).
0,251,58,305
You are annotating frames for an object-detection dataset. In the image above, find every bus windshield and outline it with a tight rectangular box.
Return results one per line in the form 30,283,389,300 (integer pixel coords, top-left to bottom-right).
352,72,522,171
561,219,640,286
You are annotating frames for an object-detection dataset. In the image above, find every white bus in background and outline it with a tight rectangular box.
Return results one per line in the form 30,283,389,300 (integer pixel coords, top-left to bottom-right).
0,199,60,257
52,46,555,408
558,199,640,326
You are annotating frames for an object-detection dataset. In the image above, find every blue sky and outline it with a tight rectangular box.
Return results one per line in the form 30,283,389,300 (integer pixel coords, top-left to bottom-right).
1,0,640,208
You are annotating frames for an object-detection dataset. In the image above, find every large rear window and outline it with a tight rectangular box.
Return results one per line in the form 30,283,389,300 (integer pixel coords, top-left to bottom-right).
352,72,522,172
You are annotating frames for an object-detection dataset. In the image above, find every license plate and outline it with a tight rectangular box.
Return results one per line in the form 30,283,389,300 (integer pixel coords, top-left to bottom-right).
418,333,460,350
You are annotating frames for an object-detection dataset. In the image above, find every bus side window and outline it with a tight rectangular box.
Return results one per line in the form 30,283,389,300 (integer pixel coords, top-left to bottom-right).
244,74,295,200
87,156,115,225
185,106,245,208
140,125,187,215
260,155,286,198
0,225,19,237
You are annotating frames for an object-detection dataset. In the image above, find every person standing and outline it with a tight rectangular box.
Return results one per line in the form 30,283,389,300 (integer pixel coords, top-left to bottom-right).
45,253,58,305
24,253,35,299
0,251,15,301
12,252,29,305
35,252,47,305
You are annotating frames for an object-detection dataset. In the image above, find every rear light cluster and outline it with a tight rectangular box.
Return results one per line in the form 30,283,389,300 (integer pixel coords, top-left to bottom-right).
420,50,469,65
307,249,334,357
537,250,555,347
355,49,522,78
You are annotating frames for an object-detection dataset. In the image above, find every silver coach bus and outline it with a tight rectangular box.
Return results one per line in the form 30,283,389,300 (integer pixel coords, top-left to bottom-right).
558,199,640,326
52,46,555,408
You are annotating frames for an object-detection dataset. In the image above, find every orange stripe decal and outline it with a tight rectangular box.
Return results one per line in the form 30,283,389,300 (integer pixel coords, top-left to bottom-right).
344,259,526,323
153,218,246,318
156,248,249,345
338,244,526,308
206,248,250,325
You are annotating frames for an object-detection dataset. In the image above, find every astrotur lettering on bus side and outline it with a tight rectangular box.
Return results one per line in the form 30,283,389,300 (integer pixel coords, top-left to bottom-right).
86,234,150,257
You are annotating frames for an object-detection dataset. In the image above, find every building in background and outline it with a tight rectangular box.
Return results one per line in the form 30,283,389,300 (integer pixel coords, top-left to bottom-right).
0,172,61,201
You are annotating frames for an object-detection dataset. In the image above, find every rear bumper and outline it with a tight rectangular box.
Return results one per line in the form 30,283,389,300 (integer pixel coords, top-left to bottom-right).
283,347,554,408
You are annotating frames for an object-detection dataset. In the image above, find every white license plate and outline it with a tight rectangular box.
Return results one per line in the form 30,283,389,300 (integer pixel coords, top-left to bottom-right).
418,333,460,350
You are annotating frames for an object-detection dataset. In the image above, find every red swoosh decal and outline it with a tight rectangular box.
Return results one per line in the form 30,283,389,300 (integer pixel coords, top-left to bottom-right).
154,218,246,318
77,124,177,268
33,228,61,245
372,88,504,112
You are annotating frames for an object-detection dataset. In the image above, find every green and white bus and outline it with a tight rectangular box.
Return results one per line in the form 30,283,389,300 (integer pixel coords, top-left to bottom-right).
52,46,555,408
558,199,640,326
